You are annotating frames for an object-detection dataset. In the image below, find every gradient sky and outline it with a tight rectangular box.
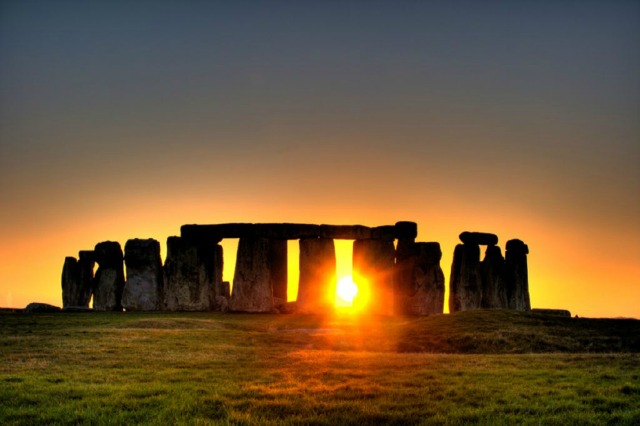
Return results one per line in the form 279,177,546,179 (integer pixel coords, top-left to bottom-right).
1,0,638,317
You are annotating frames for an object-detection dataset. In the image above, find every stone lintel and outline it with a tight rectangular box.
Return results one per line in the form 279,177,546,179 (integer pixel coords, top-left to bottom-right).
459,231,499,246
181,222,413,241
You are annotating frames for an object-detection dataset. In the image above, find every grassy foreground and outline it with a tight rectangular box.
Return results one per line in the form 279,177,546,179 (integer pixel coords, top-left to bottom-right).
1,310,639,425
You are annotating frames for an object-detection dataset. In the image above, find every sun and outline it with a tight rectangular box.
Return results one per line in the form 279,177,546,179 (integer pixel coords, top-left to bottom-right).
336,276,358,307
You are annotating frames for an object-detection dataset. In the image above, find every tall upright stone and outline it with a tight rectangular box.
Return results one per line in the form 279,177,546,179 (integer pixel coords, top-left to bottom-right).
77,251,95,307
230,237,274,312
122,239,164,311
163,237,222,311
480,245,507,309
269,239,288,305
297,237,336,313
353,239,395,315
394,239,415,314
449,243,481,312
505,239,531,311
396,243,444,315
61,257,80,308
93,241,125,311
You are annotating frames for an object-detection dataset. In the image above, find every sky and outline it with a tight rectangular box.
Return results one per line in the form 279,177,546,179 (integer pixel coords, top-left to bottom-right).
1,0,638,317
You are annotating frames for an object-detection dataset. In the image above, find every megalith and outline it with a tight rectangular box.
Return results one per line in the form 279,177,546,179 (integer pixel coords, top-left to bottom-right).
61,257,80,308
449,243,482,312
77,251,95,307
230,237,274,312
269,239,288,305
505,239,531,310
163,236,222,311
480,245,507,309
62,252,95,308
297,237,336,313
353,239,395,315
122,239,164,311
93,241,125,311
400,242,445,316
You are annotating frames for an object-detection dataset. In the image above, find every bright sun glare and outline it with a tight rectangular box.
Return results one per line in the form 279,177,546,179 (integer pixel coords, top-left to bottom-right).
336,276,358,306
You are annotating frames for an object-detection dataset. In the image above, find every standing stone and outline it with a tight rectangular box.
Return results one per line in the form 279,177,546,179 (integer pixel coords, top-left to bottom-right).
269,239,288,305
77,251,95,307
505,239,531,311
480,245,507,309
403,243,445,316
61,257,80,308
230,237,274,312
394,238,416,314
163,237,222,311
93,241,125,311
353,239,395,315
122,239,164,311
449,243,482,312
297,237,336,313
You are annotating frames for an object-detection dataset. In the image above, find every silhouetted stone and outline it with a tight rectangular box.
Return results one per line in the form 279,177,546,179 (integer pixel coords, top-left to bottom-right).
319,225,371,240
269,239,288,303
480,245,507,309
25,302,61,313
163,237,222,311
449,243,482,312
122,239,164,311
297,238,336,313
61,257,80,308
505,239,530,310
77,251,95,307
459,232,498,246
353,239,396,315
93,241,125,311
181,222,410,241
221,281,230,298
404,243,445,316
230,237,274,312
394,221,418,240
394,238,416,314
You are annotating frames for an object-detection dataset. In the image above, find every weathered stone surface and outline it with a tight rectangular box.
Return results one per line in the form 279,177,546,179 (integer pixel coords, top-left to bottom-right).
505,239,531,311
353,239,396,315
394,221,418,240
93,241,125,311
480,245,507,309
25,302,61,313
230,237,274,312
297,238,336,313
163,237,222,311
402,243,445,316
269,239,288,302
77,251,95,307
61,257,80,308
449,243,482,312
62,252,93,309
122,239,164,311
459,232,498,246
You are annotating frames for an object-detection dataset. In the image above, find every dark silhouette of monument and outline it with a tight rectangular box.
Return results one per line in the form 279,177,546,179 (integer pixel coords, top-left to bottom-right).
61,222,530,315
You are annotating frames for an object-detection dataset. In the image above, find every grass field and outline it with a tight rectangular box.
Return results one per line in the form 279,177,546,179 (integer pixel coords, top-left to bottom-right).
1,310,639,425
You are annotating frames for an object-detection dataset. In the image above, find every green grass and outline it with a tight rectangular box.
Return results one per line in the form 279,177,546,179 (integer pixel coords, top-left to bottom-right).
1,310,639,425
